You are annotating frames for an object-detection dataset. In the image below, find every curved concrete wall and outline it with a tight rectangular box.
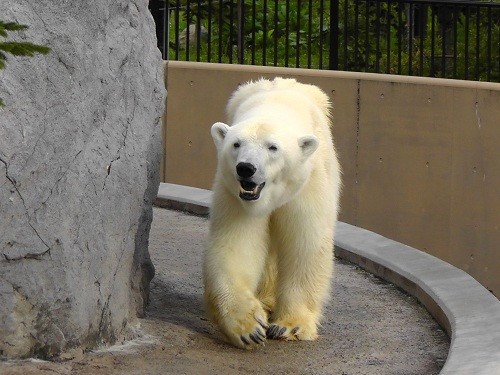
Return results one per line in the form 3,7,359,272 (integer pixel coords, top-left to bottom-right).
162,61,500,298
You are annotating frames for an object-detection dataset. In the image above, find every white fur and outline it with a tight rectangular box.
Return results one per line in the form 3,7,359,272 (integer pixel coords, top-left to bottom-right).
203,78,341,348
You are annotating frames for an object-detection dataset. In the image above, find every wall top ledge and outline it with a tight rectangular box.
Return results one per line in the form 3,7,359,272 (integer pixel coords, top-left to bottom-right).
164,61,500,91
155,182,500,375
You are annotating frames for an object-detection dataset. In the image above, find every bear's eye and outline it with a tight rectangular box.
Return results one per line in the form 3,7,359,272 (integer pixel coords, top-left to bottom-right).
233,142,240,149
268,145,278,152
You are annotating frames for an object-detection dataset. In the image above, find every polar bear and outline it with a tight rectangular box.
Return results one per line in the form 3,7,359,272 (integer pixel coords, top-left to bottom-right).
203,77,341,349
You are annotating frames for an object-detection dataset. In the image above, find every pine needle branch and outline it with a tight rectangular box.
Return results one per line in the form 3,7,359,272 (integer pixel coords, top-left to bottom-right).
0,20,50,107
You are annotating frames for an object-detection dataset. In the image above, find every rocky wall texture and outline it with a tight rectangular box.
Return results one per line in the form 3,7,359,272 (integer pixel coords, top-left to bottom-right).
0,0,165,358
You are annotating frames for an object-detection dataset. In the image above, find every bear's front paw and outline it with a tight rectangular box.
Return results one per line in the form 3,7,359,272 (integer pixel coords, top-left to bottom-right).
221,299,269,349
266,318,318,341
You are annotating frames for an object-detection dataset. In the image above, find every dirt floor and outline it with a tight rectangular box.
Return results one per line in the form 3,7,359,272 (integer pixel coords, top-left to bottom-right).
1,208,449,375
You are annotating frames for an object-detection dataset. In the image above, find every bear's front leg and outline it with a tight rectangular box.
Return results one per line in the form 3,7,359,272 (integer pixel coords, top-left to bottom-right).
203,209,270,349
268,201,335,342
205,287,269,348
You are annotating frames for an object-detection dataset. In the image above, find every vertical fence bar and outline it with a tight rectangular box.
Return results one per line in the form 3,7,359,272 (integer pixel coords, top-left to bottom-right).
186,2,190,61
330,0,339,70
343,0,348,70
386,0,392,74
263,0,268,65
218,0,223,63
409,3,414,75
453,5,458,79
364,0,370,70
464,5,470,80
308,0,313,68
228,0,234,63
162,1,168,60
274,0,279,66
319,0,324,69
430,4,435,77
475,5,480,80
397,2,402,74
419,4,425,76
237,0,244,64
375,0,381,72
285,0,290,67
441,5,447,78
207,0,212,62
354,0,359,71
174,0,179,60
487,6,492,81
185,0,191,61
196,0,201,62
252,0,256,65
296,0,301,67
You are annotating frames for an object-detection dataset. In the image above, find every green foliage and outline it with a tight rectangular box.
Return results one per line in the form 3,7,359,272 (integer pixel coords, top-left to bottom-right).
0,21,28,36
0,20,50,107
165,0,499,82
338,2,500,81
168,0,329,68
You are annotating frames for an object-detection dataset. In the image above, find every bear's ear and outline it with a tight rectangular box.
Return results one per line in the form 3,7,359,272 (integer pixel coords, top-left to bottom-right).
298,135,319,159
211,122,230,149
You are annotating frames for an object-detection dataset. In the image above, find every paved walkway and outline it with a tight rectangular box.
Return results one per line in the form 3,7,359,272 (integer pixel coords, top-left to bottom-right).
1,208,448,375
156,183,500,374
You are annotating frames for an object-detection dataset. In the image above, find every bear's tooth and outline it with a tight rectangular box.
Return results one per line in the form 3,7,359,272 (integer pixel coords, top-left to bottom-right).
239,186,253,195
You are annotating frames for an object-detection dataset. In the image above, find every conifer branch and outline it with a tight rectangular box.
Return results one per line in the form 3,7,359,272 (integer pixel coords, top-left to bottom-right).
0,20,50,107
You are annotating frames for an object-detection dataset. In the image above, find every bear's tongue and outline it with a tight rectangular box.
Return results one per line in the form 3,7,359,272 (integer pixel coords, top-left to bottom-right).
238,181,265,201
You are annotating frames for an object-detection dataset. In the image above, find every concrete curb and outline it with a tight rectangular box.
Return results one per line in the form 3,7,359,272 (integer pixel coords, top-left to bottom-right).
155,182,500,375
156,183,211,216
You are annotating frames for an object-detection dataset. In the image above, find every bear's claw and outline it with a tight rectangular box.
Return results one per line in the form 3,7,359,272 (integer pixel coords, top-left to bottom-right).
266,324,287,339
240,327,266,347
250,332,264,344
256,317,269,330
267,324,301,340
219,299,269,348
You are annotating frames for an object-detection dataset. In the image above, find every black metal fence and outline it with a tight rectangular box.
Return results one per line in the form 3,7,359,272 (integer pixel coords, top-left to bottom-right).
149,0,500,82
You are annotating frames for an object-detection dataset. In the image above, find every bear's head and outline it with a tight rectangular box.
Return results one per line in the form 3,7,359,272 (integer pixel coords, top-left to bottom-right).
211,115,319,216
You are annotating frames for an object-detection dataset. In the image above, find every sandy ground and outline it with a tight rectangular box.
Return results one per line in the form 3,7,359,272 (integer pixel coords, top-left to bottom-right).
1,208,449,375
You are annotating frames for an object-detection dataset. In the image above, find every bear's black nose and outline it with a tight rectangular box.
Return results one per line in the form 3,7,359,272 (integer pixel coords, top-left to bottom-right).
236,162,256,178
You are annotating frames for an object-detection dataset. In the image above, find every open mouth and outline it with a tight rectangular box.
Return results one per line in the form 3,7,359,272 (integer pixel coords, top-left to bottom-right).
238,180,266,201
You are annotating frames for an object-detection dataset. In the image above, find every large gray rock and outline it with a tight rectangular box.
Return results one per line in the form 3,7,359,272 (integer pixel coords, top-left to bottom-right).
0,0,165,358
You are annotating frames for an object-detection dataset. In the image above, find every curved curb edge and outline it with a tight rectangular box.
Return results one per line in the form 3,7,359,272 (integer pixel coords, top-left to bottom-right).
155,182,500,375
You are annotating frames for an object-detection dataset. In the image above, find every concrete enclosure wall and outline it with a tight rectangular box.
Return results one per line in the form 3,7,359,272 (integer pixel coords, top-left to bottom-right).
163,61,500,297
